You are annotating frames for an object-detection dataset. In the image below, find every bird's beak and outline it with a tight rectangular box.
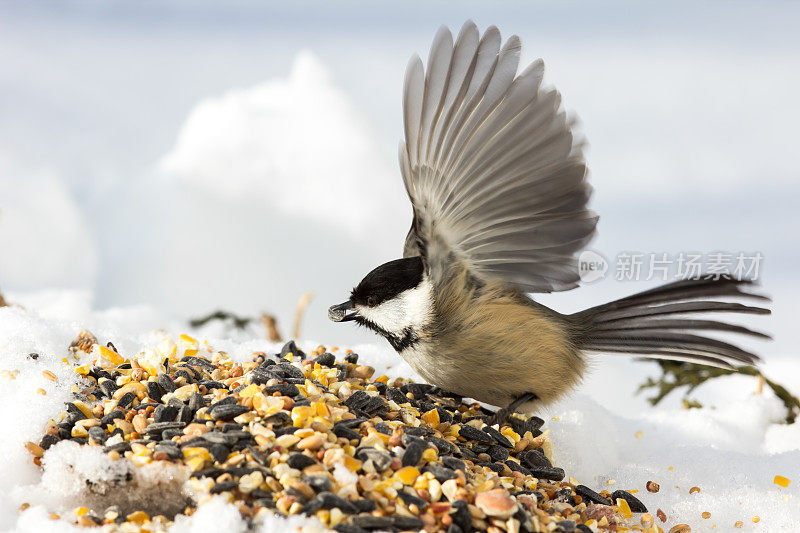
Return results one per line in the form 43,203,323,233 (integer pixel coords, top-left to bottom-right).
328,301,357,322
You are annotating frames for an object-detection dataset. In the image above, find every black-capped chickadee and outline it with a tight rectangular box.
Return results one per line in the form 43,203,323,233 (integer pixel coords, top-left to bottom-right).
329,21,770,423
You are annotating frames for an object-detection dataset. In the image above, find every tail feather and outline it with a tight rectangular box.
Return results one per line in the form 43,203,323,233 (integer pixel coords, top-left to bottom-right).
572,276,770,369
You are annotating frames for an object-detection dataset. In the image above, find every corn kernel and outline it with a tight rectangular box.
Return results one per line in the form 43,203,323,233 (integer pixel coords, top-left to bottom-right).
126,511,149,524
239,384,260,397
394,466,420,485
95,344,125,366
422,409,440,426
75,364,91,376
374,375,390,384
617,497,633,518
422,447,438,463
774,475,791,487
343,455,362,472
75,507,88,517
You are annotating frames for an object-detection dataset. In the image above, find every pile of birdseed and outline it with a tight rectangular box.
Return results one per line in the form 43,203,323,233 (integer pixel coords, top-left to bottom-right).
25,331,660,532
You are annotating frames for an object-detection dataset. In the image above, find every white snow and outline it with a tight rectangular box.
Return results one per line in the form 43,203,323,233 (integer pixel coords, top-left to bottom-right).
0,293,798,531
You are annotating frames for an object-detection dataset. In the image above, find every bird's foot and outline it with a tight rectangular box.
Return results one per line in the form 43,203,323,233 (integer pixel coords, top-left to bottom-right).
487,392,538,427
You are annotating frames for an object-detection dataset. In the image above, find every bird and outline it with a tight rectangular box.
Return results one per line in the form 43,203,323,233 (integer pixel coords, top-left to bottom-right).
328,21,770,424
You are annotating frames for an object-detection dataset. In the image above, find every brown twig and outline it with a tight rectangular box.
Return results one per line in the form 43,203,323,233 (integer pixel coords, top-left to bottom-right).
261,313,283,343
292,293,314,340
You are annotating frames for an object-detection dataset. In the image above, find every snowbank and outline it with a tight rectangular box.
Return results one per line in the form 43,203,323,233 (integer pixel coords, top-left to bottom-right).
0,292,797,531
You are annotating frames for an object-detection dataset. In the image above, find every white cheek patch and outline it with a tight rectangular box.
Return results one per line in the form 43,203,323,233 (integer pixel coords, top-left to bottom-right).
357,277,433,336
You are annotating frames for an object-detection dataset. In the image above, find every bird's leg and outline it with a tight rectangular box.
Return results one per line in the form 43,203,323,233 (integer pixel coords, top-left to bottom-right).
487,392,539,427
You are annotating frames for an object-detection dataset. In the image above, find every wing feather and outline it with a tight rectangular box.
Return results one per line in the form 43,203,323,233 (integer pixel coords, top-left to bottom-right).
402,22,596,292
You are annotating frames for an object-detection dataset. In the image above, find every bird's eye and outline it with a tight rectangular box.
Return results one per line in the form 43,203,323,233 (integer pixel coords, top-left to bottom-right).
366,296,376,307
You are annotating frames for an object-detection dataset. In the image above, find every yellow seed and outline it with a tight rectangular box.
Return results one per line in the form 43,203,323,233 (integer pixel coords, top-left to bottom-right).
635,430,643,439
75,507,88,516
42,370,57,382
126,510,149,524
689,486,701,494
422,447,438,463
36,388,46,396
394,466,420,485
343,455,362,472
752,516,760,523
238,384,261,397
95,344,125,366
617,497,633,518
702,511,711,519
374,375,390,384
25,441,44,458
774,475,791,487
734,521,743,528
422,409,440,426
179,334,198,345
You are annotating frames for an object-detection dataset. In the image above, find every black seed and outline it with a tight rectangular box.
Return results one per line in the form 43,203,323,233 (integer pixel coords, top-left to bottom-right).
525,416,545,432
313,352,335,366
146,421,186,435
280,340,306,360
611,490,648,512
441,457,466,472
333,424,361,442
273,363,305,380
556,520,576,533
350,516,393,530
175,405,191,424
188,392,204,414
154,443,182,459
402,439,425,467
450,500,473,533
425,436,457,455
334,525,367,533
308,492,357,514
274,426,298,437
287,453,317,470
180,355,215,369
209,443,230,462
157,373,176,393
483,425,513,448
403,426,433,437
210,481,238,494
528,466,565,481
456,444,478,461
203,431,236,445
505,460,531,475
521,449,552,469
393,516,425,530
146,381,164,403
576,525,593,533
198,380,227,390
263,383,300,397
191,467,224,479
574,485,611,506
303,475,332,492
173,369,194,382
457,424,494,443
153,405,178,423
88,426,106,443
424,464,458,482
344,390,370,411
101,409,125,426
355,447,392,471
40,433,60,450
487,444,510,462
116,392,136,409
210,404,250,421
352,498,376,513
344,352,359,364
167,397,184,410
98,379,118,398
386,387,408,405
477,462,505,473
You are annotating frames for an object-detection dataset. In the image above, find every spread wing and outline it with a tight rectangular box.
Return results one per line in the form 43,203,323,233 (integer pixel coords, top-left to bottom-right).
400,21,598,292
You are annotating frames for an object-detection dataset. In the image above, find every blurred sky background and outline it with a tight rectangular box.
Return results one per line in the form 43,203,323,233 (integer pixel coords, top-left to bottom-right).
0,1,798,355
